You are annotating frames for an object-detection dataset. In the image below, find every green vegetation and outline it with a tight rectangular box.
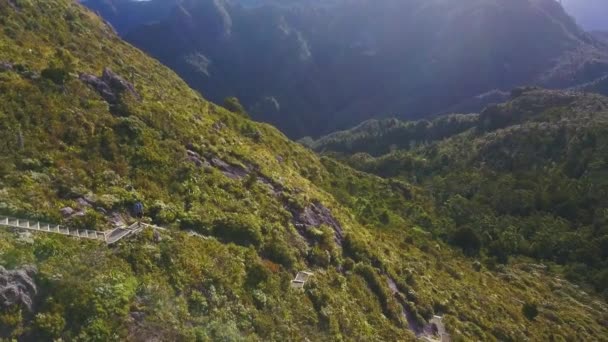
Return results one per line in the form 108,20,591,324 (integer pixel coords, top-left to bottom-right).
0,2,606,341
310,88,608,299
222,96,249,118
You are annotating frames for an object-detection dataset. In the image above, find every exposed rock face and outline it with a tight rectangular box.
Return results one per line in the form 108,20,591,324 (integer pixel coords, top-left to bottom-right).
209,157,249,179
185,144,251,179
291,201,344,245
101,68,138,97
76,197,92,208
0,265,37,311
80,67,139,106
186,149,210,168
184,147,284,193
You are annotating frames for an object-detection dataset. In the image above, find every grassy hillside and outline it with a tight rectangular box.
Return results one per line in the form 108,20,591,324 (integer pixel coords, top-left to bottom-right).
0,1,607,341
309,88,608,301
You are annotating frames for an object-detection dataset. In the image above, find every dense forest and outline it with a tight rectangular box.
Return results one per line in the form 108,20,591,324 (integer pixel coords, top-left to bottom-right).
307,87,608,298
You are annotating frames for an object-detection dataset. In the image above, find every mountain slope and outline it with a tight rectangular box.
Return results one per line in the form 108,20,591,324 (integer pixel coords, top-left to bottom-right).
0,1,607,341
83,0,608,138
307,88,608,298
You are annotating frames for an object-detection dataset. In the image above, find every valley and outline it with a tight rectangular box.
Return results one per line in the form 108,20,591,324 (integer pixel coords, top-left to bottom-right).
83,0,608,138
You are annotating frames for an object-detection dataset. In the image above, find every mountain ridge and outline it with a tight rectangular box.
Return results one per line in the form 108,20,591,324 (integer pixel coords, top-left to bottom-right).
83,0,608,138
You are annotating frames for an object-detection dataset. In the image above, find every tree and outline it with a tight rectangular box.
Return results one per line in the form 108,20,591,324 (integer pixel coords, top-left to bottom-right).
41,67,70,85
449,226,482,256
222,97,249,118
522,302,539,321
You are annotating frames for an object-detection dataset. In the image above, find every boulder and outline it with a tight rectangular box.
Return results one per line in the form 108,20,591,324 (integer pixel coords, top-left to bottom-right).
109,212,125,227
210,157,249,179
0,265,37,311
290,201,344,245
186,149,210,168
153,229,162,243
101,68,138,98
76,197,92,208
80,67,139,106
60,206,75,217
79,73,118,104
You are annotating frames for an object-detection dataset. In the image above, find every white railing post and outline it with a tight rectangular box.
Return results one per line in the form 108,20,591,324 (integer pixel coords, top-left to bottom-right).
0,216,113,244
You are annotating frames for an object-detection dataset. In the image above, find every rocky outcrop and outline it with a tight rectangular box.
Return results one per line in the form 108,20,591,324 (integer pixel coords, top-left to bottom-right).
186,149,210,168
184,148,250,180
184,148,285,194
291,201,344,245
60,207,75,217
80,67,139,106
0,265,37,311
209,157,249,180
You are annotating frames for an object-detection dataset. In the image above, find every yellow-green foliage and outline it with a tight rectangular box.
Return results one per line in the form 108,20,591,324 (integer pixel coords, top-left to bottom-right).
0,1,606,341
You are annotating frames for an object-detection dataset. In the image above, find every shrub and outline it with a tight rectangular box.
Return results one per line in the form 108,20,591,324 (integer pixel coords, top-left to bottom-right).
222,97,248,118
33,312,66,340
522,302,539,321
354,264,402,324
246,262,271,288
343,234,371,262
212,215,262,247
68,210,105,230
148,201,179,224
41,67,70,85
308,246,331,268
448,226,481,256
262,238,295,268
180,215,211,235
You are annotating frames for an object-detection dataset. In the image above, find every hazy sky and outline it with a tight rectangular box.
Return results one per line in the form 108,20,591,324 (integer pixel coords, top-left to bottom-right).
562,0,608,31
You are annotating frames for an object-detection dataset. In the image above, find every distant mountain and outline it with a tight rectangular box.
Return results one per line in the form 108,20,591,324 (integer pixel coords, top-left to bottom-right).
562,0,608,31
594,31,608,43
83,0,608,138
80,0,179,33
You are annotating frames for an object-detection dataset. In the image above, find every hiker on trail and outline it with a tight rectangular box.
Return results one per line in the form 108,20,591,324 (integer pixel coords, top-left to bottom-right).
133,202,144,220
